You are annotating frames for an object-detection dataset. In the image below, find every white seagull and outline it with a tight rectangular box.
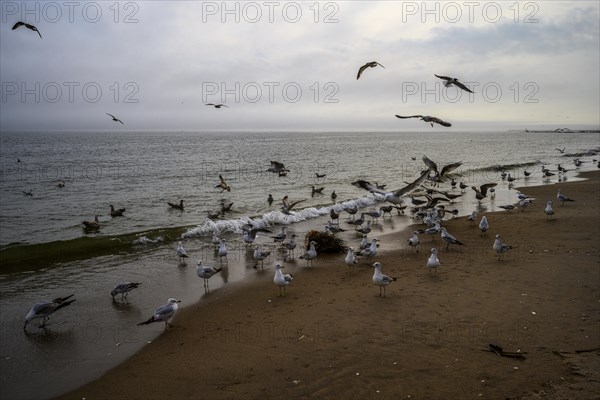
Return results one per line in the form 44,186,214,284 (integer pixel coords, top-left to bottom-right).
283,234,297,259
426,248,440,273
24,295,75,330
440,227,465,250
137,298,181,330
467,211,478,226
253,245,271,270
493,234,512,261
545,201,555,219
196,261,222,292
372,262,397,297
273,263,293,296
299,241,317,267
556,189,575,206
176,241,189,264
218,239,228,262
407,231,420,252
345,247,359,274
479,216,489,235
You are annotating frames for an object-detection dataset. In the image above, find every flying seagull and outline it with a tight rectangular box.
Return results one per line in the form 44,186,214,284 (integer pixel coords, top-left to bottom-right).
215,175,231,192
206,103,228,108
351,169,430,205
106,113,124,125
267,161,289,174
422,155,462,182
357,61,385,80
434,74,474,93
395,114,452,127
12,21,42,39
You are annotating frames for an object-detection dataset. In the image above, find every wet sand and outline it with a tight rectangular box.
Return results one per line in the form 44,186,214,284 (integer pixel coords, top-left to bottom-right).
57,171,600,400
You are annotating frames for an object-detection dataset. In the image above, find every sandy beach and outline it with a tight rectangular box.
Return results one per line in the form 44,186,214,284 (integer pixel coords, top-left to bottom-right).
57,171,600,400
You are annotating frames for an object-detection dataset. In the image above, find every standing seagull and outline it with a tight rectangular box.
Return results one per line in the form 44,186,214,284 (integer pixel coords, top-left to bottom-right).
299,241,317,267
372,262,396,297
344,247,359,275
218,239,228,263
106,113,124,125
479,216,489,236
176,241,189,264
271,226,287,243
357,61,385,80
273,263,293,296
434,74,474,93
283,234,297,259
407,231,420,252
253,246,271,270
111,282,141,301
12,21,42,38
426,248,440,273
24,295,75,330
493,234,512,261
545,201,555,220
137,298,180,330
556,189,575,205
196,261,222,293
440,227,465,250
396,114,452,127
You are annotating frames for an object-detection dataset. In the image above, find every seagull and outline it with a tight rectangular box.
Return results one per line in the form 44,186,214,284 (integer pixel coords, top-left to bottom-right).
218,239,228,262
12,21,42,38
396,115,452,127
267,194,274,205
176,241,189,263
273,263,293,296
493,234,512,261
459,181,468,191
283,234,297,259
507,174,516,183
423,221,441,241
498,204,516,212
440,227,465,250
315,173,326,178
110,204,126,217
407,231,420,252
311,186,325,196
56,180,65,188
24,295,75,330
523,170,531,177
329,208,340,224
137,298,180,330
357,238,378,260
555,146,566,154
267,161,289,174
111,282,141,301
22,190,33,197
299,241,317,267
357,61,385,80
168,199,184,210
271,226,287,243
379,205,395,217
219,199,234,213
556,189,575,205
366,208,383,223
467,211,478,226
371,262,396,297
325,223,346,235
196,261,222,292
281,196,306,215
519,198,533,211
253,246,271,270
356,220,372,235
545,201,555,219
422,155,462,182
211,231,221,247
106,113,124,125
434,74,474,93
471,183,497,201
479,216,489,235
331,191,337,201
345,247,359,274
82,215,100,231
215,175,231,192
426,248,440,273
345,204,358,219
206,103,228,108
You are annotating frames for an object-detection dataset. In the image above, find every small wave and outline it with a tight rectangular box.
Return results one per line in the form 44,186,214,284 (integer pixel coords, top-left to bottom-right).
181,196,378,238
471,161,541,174
564,147,600,158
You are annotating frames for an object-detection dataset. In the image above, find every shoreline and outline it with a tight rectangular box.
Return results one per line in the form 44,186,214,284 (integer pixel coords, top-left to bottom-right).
58,171,600,399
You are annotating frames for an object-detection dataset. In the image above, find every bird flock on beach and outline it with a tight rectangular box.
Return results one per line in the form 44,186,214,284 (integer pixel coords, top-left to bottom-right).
12,22,594,331
24,148,585,331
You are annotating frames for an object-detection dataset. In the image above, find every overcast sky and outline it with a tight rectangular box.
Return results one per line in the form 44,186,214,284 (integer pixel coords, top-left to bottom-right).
1,0,599,132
